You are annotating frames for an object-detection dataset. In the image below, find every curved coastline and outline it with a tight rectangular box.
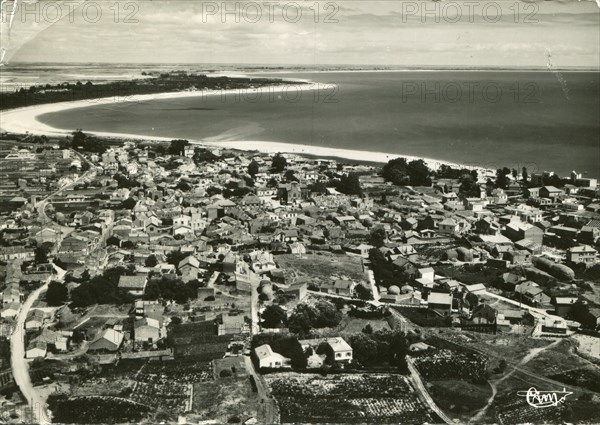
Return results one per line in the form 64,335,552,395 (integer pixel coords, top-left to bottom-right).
0,81,488,174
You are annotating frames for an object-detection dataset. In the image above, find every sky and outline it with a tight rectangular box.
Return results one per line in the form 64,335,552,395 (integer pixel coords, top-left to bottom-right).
1,0,599,67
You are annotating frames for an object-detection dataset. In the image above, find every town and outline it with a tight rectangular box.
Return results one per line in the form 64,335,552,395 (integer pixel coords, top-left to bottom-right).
0,131,599,424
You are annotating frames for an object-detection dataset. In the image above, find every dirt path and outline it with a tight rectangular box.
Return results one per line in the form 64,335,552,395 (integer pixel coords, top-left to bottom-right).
469,339,561,423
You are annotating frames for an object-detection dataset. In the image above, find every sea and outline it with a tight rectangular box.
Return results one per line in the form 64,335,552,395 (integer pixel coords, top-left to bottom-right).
5,64,600,177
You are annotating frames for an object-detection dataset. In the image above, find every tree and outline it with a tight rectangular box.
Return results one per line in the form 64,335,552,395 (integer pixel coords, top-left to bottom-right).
145,254,158,268
106,236,121,247
406,159,432,186
248,160,259,177
368,227,386,248
284,169,298,182
34,243,52,264
382,158,432,187
46,281,68,306
459,174,480,197
495,168,510,189
355,284,373,301
368,248,397,288
168,139,189,156
262,304,287,328
287,304,319,334
337,173,362,195
522,167,528,182
120,198,137,210
176,181,191,192
271,153,287,172
308,181,328,194
465,292,479,309
72,130,87,147
166,250,187,267
567,302,597,330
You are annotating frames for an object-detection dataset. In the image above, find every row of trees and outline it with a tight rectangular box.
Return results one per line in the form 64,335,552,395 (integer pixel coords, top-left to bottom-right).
70,267,135,307
382,158,432,187
287,300,343,334
349,329,411,371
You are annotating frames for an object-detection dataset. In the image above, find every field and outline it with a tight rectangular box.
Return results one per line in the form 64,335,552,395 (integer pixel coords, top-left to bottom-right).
190,358,260,424
265,373,440,424
168,320,232,359
427,380,492,422
308,315,391,338
129,358,213,418
275,253,366,286
523,339,589,376
393,307,451,327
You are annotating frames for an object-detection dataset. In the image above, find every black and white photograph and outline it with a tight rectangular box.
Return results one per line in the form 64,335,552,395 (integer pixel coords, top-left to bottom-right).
0,0,599,423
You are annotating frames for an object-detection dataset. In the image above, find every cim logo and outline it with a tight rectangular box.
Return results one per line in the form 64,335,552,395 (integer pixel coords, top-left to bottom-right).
517,387,573,408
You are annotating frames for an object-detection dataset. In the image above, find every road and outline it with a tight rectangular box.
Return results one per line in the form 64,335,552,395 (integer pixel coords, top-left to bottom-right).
406,358,454,424
10,280,52,424
9,149,87,424
244,356,277,423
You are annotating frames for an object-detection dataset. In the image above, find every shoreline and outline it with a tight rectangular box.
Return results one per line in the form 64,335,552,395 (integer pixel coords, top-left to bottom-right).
0,81,488,174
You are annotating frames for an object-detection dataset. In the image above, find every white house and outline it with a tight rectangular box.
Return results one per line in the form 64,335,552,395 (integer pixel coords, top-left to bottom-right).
253,344,291,369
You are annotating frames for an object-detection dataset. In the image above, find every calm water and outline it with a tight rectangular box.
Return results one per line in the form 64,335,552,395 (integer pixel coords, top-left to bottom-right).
40,70,600,177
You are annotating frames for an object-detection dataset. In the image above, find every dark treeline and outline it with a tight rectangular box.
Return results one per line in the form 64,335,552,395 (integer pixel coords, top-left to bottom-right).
0,72,298,110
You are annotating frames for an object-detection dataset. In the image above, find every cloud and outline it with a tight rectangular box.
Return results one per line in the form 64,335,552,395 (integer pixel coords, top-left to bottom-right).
4,0,599,67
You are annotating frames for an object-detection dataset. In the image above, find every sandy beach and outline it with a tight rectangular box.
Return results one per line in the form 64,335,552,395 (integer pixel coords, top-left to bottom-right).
0,82,488,174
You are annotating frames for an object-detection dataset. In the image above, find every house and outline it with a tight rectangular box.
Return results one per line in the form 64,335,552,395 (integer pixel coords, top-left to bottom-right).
279,283,308,302
31,328,69,352
438,218,459,234
415,267,436,288
25,310,45,330
567,245,598,266
464,283,486,294
503,221,544,245
1,302,20,319
253,344,291,369
88,328,124,353
134,317,162,344
299,337,353,363
289,242,306,256
118,275,148,297
515,281,551,306
321,280,356,297
278,182,308,204
178,256,200,282
539,186,564,200
25,341,47,359
427,292,453,315
552,297,579,317
2,288,22,305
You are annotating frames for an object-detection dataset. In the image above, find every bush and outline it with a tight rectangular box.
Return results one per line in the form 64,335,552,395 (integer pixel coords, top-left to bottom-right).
532,256,575,281
219,369,233,378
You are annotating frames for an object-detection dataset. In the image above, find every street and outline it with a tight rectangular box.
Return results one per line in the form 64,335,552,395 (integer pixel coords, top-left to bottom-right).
10,281,52,424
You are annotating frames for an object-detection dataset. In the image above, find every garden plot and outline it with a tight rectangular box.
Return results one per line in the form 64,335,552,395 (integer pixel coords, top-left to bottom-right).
265,373,439,424
129,359,213,415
